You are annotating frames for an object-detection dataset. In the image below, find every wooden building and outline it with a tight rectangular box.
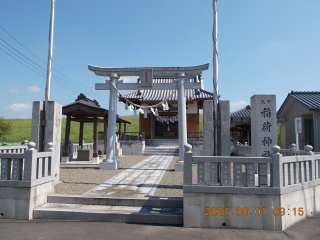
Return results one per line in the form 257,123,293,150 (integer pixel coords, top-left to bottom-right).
62,93,130,159
119,78,213,140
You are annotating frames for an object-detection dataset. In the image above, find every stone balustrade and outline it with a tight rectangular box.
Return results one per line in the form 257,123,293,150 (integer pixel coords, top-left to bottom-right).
231,142,314,157
0,142,55,188
183,144,320,230
184,144,320,193
0,141,28,153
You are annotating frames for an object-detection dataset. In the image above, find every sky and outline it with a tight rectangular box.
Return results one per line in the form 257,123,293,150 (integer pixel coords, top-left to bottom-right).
0,0,320,119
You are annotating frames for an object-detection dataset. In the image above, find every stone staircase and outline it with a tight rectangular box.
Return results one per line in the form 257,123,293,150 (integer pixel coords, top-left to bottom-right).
146,139,179,147
144,139,179,156
33,194,183,225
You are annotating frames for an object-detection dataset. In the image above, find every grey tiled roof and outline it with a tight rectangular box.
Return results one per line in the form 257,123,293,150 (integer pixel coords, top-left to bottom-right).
289,91,320,108
121,78,213,102
277,91,320,116
230,105,251,118
63,93,105,110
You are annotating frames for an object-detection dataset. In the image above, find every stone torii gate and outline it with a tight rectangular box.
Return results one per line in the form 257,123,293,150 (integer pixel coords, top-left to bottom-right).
88,64,209,170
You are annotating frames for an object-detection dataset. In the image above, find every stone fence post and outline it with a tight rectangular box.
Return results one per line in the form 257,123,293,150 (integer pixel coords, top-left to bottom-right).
23,142,38,183
184,143,193,185
271,145,282,188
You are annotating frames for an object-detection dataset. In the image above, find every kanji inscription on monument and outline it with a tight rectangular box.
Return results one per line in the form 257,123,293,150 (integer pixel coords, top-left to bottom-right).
251,94,277,158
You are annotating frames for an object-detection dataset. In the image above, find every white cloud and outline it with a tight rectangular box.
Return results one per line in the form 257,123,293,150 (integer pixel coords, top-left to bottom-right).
27,86,41,92
5,103,32,111
230,101,247,107
9,88,19,93
122,76,138,83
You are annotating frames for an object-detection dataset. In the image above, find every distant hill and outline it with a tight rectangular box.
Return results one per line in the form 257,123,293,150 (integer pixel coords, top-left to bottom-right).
3,114,203,144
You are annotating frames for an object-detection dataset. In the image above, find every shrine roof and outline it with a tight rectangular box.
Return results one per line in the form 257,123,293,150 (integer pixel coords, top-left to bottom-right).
120,78,213,102
62,93,105,114
230,105,251,118
62,93,130,124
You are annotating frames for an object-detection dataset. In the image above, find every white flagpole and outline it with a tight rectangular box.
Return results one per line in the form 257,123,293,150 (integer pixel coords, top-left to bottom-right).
45,0,55,103
213,0,219,156
43,0,55,151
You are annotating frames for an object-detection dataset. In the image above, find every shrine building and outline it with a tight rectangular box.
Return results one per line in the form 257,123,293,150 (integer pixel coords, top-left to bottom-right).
119,77,214,141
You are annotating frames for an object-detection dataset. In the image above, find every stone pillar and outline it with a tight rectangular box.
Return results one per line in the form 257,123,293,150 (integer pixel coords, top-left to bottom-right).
219,100,230,156
100,73,120,169
203,100,214,156
43,101,62,181
175,72,187,171
251,94,277,182
203,100,214,184
61,114,71,163
92,114,99,163
31,101,45,152
79,121,84,149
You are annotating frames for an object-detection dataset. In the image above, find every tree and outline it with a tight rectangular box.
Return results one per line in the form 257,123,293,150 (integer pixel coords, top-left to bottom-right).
0,117,13,141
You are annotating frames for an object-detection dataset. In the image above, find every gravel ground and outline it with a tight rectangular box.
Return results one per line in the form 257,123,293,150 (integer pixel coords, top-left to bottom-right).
153,156,183,198
55,155,147,195
54,155,197,197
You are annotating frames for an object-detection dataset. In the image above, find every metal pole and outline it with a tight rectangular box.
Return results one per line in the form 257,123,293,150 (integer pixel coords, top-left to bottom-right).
213,0,219,156
42,0,55,151
45,0,55,103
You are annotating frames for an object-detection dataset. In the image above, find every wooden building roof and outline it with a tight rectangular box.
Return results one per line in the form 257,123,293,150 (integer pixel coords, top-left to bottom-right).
62,93,130,124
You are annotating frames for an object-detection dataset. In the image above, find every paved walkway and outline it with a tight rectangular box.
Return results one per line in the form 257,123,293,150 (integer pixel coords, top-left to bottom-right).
83,155,174,198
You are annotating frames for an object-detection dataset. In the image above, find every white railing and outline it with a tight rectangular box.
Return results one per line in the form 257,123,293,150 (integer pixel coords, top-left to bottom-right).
184,144,320,195
0,142,55,188
0,143,28,153
231,142,313,157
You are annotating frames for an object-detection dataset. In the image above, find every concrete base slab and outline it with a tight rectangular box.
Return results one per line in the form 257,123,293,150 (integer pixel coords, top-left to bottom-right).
92,157,100,164
175,161,184,171
184,185,320,230
100,160,120,170
34,202,182,225
61,156,69,163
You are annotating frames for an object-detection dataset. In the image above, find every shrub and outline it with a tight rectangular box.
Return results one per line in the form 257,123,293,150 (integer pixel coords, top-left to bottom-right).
0,117,13,141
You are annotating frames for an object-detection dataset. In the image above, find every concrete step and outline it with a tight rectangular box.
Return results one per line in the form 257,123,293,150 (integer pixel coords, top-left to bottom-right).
34,194,183,226
47,194,183,208
143,147,179,156
146,139,179,147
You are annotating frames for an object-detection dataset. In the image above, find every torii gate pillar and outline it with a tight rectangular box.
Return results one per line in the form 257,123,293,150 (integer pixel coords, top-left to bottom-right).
175,72,187,171
100,73,120,169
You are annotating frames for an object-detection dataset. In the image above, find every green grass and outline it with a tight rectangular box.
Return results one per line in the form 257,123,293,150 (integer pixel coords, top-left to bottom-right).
1,116,141,144
2,115,282,146
2,114,204,144
1,119,32,143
